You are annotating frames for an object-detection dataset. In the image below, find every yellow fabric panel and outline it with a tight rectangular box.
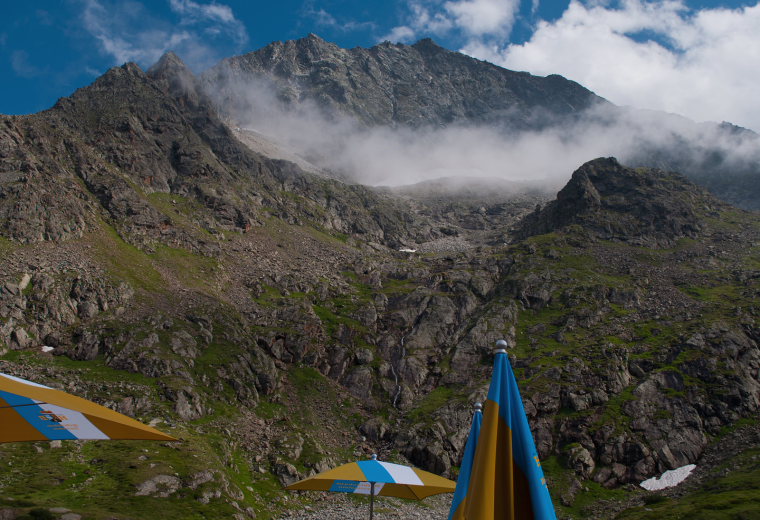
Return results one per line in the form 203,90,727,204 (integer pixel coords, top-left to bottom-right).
285,462,364,489
0,404,47,443
0,375,176,442
285,479,334,491
412,468,457,489
85,414,176,441
464,400,507,518
376,483,419,500
318,462,366,481
450,501,466,520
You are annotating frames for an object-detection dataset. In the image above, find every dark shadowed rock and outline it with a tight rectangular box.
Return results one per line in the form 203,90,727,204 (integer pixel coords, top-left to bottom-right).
514,157,721,246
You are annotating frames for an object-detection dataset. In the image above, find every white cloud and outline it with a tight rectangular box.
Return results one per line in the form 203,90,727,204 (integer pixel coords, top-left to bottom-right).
210,70,760,202
444,0,519,37
382,0,520,42
11,50,44,78
301,2,377,34
81,0,183,65
381,1,457,42
80,0,248,70
470,0,760,132
380,25,417,43
384,0,760,131
169,0,248,45
382,0,520,56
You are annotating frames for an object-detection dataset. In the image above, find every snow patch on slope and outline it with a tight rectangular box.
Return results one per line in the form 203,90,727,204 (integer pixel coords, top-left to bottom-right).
641,464,696,491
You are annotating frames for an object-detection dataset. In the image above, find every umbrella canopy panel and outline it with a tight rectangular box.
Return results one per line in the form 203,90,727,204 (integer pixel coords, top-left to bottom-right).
287,459,455,499
0,372,176,443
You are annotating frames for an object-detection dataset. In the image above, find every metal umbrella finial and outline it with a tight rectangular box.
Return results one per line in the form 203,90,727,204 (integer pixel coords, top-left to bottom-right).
474,402,483,412
371,453,378,460
495,339,508,354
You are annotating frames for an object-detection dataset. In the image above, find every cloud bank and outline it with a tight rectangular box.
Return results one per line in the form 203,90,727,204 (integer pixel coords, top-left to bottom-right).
387,0,760,132
208,74,760,195
382,0,520,43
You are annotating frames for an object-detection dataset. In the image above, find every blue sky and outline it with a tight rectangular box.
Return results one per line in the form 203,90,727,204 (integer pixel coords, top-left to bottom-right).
2,1,760,131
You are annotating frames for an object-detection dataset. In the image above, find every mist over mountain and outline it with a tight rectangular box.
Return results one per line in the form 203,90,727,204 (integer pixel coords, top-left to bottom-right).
202,34,760,210
0,35,758,520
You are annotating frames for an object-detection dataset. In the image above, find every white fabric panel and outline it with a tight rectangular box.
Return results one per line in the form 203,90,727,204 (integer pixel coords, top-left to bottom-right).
40,404,109,440
1,372,51,389
380,462,424,485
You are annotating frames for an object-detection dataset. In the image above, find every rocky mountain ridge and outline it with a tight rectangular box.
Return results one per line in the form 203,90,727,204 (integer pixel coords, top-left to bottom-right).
0,45,757,520
203,34,604,129
202,34,760,211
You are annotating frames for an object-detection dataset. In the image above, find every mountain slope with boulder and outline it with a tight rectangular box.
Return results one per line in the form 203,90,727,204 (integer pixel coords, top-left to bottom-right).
0,43,757,520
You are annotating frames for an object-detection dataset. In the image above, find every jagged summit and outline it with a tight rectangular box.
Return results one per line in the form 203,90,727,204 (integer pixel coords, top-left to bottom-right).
147,50,188,76
201,34,605,128
411,37,445,52
196,35,760,211
513,157,723,246
146,50,207,105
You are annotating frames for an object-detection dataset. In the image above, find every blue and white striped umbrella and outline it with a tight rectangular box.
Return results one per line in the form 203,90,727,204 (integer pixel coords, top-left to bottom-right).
286,455,455,519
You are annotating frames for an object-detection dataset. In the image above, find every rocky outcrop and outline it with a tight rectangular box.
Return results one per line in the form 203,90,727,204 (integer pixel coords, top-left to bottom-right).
0,269,133,354
514,157,721,246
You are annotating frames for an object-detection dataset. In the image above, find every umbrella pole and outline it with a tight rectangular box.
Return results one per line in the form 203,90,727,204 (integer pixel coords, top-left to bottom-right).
369,482,375,520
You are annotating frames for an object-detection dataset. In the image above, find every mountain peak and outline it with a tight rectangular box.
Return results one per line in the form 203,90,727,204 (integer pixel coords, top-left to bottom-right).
147,51,190,79
412,37,445,53
292,33,339,53
303,33,325,42
146,51,205,105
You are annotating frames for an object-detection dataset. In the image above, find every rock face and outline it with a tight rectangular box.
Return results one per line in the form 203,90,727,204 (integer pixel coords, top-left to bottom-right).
0,40,758,520
514,157,718,246
203,34,604,129
0,53,441,251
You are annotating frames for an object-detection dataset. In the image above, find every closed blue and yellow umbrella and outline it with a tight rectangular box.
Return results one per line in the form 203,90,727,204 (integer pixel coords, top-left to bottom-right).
0,372,176,443
286,455,455,519
451,341,557,519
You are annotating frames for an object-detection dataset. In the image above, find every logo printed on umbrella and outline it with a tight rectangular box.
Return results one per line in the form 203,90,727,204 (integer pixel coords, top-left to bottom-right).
39,410,66,423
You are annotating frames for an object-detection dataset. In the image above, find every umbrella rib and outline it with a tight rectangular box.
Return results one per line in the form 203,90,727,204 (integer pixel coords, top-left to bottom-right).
0,402,47,409
410,486,425,500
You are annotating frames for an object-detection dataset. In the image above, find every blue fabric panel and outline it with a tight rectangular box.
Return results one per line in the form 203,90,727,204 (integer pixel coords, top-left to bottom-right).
357,460,395,483
447,409,482,519
0,390,78,440
329,480,360,493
